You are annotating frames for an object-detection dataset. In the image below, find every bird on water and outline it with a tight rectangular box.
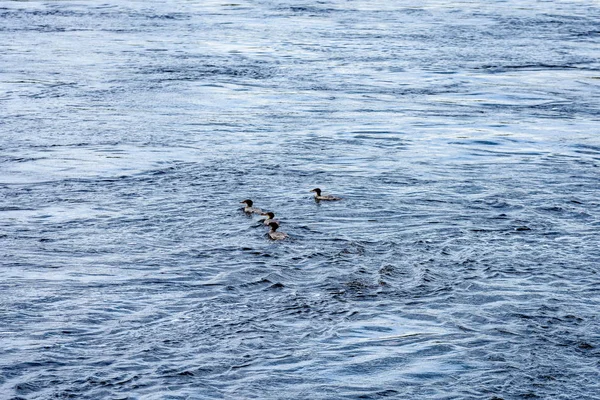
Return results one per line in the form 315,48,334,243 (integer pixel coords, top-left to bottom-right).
310,188,341,201
260,211,278,225
240,199,262,214
268,221,288,240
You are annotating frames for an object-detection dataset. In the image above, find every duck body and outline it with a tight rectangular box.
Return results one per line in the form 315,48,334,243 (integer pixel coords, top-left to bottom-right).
240,199,263,214
310,188,341,201
268,222,288,240
315,194,341,201
269,231,288,240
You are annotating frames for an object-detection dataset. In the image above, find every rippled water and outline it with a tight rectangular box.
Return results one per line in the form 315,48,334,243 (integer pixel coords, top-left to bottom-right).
1,1,600,399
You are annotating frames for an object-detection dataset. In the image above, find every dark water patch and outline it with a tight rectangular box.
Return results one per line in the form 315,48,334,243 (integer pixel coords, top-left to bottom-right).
281,6,340,15
476,63,597,73
572,30,600,40
138,63,278,83
571,143,600,155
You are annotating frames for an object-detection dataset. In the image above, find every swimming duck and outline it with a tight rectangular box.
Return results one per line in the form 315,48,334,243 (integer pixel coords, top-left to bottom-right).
310,188,341,201
240,199,262,214
268,221,288,240
260,211,278,225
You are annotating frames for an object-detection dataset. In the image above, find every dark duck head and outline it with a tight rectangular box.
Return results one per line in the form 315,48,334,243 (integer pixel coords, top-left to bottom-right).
240,199,262,214
310,188,341,201
268,221,287,240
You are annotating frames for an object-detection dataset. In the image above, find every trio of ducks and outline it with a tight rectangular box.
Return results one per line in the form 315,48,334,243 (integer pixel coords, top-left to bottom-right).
240,188,342,240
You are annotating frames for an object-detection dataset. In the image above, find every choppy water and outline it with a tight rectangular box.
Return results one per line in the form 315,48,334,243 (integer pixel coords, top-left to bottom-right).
1,1,600,399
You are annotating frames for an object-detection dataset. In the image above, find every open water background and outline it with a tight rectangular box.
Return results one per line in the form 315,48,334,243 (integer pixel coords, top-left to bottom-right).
1,0,600,399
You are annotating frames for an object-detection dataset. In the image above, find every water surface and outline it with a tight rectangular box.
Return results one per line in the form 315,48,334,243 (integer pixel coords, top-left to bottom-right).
1,0,599,399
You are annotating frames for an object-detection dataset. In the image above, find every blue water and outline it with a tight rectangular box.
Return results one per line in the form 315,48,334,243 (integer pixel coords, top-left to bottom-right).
1,1,599,399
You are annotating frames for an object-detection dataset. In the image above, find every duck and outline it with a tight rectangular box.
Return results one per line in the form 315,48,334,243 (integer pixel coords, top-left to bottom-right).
268,221,288,240
310,188,341,201
260,211,278,226
240,199,262,214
